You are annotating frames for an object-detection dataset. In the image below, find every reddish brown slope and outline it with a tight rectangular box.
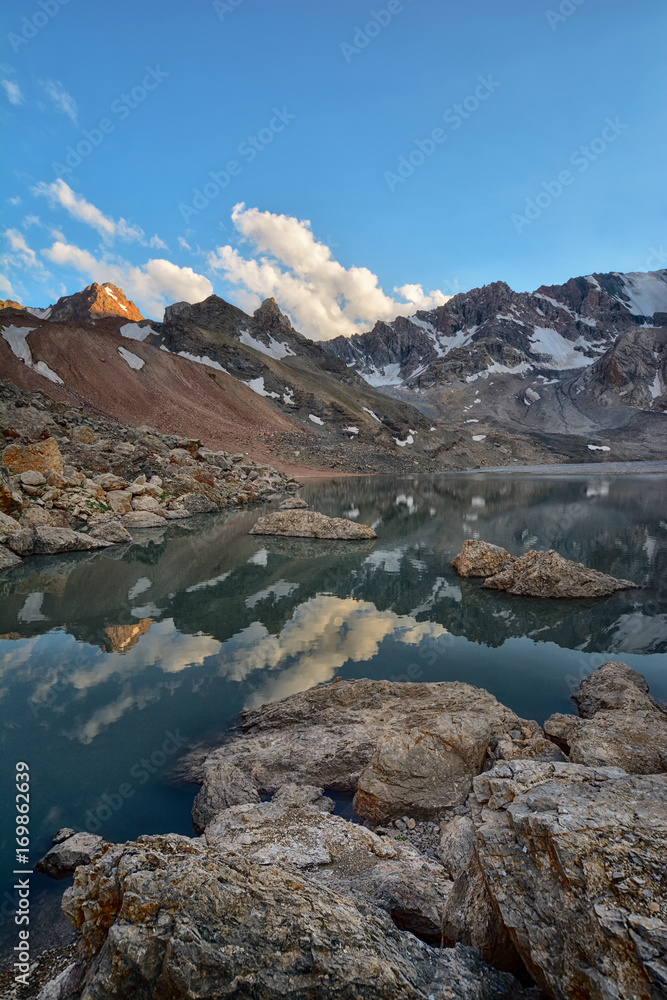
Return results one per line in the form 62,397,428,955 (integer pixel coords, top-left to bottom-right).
0,318,314,468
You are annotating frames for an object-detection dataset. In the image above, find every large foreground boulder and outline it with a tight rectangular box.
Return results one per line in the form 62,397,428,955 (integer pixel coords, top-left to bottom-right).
35,830,105,879
545,660,667,773
452,540,515,578
59,834,533,999
250,509,377,540
6,524,112,556
2,436,64,475
471,760,667,1000
189,678,550,823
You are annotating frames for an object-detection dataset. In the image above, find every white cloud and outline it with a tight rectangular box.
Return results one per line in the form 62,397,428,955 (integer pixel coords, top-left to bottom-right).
40,79,78,123
178,236,191,251
0,273,16,298
1,79,24,106
42,238,213,318
32,180,161,248
4,228,49,276
8,196,21,206
208,203,450,340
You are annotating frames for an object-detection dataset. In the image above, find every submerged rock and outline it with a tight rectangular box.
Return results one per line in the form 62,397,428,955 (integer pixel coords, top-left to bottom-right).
89,517,133,544
278,496,309,509
35,830,105,879
0,542,21,570
121,509,166,528
250,509,377,540
189,678,541,823
471,760,667,1000
545,660,667,773
58,834,531,999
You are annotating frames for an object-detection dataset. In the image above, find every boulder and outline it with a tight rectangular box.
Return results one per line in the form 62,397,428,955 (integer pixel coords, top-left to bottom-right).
121,509,166,528
35,831,105,879
0,510,21,541
471,760,667,1000
7,524,111,556
191,761,260,833
190,678,535,823
59,834,530,999
19,506,69,528
179,492,218,514
250,509,377,540
20,469,47,486
2,437,64,475
105,489,133,515
92,473,128,491
544,661,667,774
131,493,164,514
483,548,638,598
0,474,25,514
452,540,515,578
89,518,133,545
0,543,21,571
279,496,309,509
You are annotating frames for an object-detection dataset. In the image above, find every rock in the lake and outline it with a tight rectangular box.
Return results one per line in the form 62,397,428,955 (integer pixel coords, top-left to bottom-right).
2,436,64,475
483,548,638,598
0,542,21,570
452,540,515,578
121,509,166,528
471,760,667,1000
191,761,260,833
250,509,377,540
544,660,667,773
191,678,537,823
89,517,133,544
59,834,529,999
131,493,164,514
279,496,309,509
179,491,219,514
0,510,21,541
35,831,105,879
7,524,111,556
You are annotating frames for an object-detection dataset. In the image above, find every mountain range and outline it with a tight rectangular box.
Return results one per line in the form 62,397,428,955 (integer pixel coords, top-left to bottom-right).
1,269,666,473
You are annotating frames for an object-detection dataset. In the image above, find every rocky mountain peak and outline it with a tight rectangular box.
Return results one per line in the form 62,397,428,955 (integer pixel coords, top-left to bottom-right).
48,282,144,324
0,298,24,312
253,297,294,337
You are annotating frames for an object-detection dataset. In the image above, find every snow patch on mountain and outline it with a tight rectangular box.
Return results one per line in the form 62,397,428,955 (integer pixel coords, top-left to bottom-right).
120,322,155,342
611,271,667,317
239,329,295,360
2,324,63,383
117,346,145,370
529,328,592,369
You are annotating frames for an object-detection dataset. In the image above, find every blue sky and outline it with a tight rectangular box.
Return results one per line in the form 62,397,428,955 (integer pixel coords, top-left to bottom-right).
1,0,665,336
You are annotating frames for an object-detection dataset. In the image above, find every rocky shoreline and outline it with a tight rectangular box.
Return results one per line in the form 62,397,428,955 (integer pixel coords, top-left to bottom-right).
11,661,666,1000
0,380,300,572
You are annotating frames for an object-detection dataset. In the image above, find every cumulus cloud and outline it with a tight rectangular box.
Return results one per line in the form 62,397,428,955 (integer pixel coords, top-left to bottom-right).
1,79,24,106
42,237,213,318
208,203,450,340
40,79,78,123
3,228,50,278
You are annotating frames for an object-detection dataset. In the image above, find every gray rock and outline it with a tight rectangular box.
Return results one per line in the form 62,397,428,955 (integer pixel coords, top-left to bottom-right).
250,509,377,540
452,540,515,578
180,492,218,514
61,834,530,999
20,469,46,486
92,473,128,490
279,496,309,509
191,678,536,823
191,761,260,833
544,660,667,774
52,827,75,845
131,493,164,514
482,548,639,598
121,509,166,528
36,963,82,1000
0,510,21,542
0,542,21,570
35,831,105,879
89,517,133,544
471,760,667,999
7,525,110,556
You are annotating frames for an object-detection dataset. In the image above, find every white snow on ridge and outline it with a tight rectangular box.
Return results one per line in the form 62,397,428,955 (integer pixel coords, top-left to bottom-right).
26,306,52,319
2,324,63,383
472,434,487,442
649,371,662,400
529,327,592,369
343,426,359,435
118,346,145,370
587,444,610,452
177,350,228,373
613,271,667,317
308,413,324,426
362,407,381,422
239,329,295,360
120,322,155,342
394,434,414,447
363,363,404,388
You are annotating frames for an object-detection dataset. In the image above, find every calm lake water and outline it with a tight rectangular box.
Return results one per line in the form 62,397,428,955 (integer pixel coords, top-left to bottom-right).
1,471,666,959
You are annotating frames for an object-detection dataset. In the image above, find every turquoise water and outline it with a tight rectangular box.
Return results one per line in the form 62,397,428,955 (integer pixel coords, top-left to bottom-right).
1,471,666,958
